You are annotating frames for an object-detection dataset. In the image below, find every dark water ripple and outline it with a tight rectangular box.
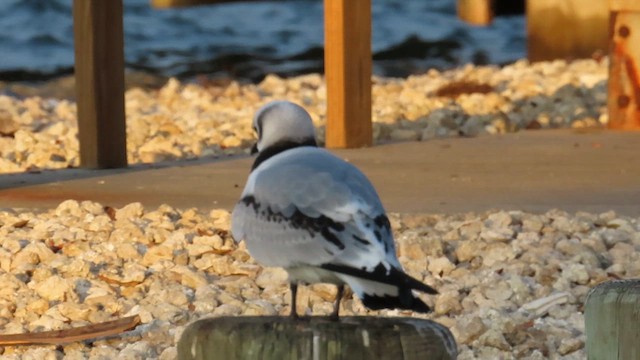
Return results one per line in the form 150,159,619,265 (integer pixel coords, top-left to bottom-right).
0,0,526,82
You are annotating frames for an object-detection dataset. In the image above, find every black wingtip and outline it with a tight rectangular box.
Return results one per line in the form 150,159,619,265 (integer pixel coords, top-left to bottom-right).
321,263,438,295
362,293,432,313
410,277,439,295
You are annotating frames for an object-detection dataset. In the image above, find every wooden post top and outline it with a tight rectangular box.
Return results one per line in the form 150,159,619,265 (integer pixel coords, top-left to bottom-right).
585,279,640,359
178,316,457,360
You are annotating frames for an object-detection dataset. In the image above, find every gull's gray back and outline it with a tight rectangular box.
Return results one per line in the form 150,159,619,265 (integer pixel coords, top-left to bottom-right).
232,146,398,271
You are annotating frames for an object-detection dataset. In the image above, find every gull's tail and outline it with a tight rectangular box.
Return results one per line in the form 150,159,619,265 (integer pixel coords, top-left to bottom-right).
321,263,437,313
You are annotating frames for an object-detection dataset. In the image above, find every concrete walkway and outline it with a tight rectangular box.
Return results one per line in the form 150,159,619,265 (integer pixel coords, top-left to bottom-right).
1,129,639,216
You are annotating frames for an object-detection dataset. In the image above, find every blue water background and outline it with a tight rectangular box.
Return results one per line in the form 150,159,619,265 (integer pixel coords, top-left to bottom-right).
0,0,526,81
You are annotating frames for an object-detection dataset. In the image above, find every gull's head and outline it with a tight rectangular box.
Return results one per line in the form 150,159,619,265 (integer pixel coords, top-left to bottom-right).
251,101,317,154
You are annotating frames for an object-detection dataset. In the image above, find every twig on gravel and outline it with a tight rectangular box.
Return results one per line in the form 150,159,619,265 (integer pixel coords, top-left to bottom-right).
0,315,141,346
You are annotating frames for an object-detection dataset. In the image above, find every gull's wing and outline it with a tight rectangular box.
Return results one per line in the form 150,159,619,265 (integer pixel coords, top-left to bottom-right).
231,147,398,271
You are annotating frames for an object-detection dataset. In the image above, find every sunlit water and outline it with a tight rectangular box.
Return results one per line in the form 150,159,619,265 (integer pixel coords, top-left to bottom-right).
0,0,525,81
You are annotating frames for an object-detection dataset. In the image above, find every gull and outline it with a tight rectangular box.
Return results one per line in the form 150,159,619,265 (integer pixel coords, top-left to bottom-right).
232,101,437,318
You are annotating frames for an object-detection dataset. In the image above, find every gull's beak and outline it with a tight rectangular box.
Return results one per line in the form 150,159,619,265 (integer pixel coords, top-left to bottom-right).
251,143,258,155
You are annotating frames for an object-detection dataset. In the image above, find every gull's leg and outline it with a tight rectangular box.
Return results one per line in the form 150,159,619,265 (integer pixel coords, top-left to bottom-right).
289,282,298,319
329,284,345,320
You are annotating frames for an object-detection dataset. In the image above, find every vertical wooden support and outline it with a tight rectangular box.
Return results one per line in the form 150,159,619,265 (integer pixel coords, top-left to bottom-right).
73,0,127,168
608,0,640,129
177,316,457,360
585,280,640,359
457,0,493,26
324,0,372,148
527,0,609,61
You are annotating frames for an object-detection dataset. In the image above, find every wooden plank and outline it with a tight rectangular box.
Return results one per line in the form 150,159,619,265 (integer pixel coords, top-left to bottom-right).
324,0,372,149
457,0,493,26
610,0,640,11
527,0,609,61
177,316,457,360
608,2,640,129
585,280,640,359
151,0,257,8
73,0,127,169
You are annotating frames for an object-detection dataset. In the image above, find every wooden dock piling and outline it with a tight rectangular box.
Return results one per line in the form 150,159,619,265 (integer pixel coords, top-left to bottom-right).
585,280,640,359
324,0,373,148
177,316,457,360
608,0,640,129
73,0,128,168
527,0,609,62
456,0,493,26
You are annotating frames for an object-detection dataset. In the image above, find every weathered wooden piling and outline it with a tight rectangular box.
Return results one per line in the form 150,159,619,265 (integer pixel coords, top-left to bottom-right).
324,0,373,149
527,0,609,61
177,316,457,360
608,0,640,130
73,0,128,169
457,0,493,26
585,279,640,359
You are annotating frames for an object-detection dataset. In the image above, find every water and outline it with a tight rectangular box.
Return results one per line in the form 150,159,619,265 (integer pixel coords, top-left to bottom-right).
0,0,526,82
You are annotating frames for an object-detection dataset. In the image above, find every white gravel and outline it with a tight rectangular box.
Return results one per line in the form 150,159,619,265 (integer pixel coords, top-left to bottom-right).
0,58,607,174
0,201,638,358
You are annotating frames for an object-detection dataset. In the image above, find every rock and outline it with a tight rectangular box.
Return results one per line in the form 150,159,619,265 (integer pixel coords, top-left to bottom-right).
212,303,243,316
558,337,584,355
141,245,174,265
255,267,289,288
482,243,516,267
116,242,142,260
117,202,145,220
55,199,83,218
159,347,178,360
20,348,63,360
0,110,18,137
186,243,213,257
26,298,49,315
452,315,487,344
480,228,514,242
169,265,208,289
56,302,92,321
119,341,156,360
193,234,224,249
434,290,462,315
484,281,513,302
428,256,456,276
479,328,511,351
486,212,512,228
522,216,545,233
458,220,483,239
455,240,486,262
33,275,70,301
459,116,483,137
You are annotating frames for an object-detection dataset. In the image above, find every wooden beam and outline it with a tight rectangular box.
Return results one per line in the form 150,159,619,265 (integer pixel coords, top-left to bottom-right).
610,0,640,11
608,0,640,129
324,0,372,149
177,316,457,359
151,0,257,8
527,0,609,61
585,280,640,359
457,0,493,26
73,0,127,169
